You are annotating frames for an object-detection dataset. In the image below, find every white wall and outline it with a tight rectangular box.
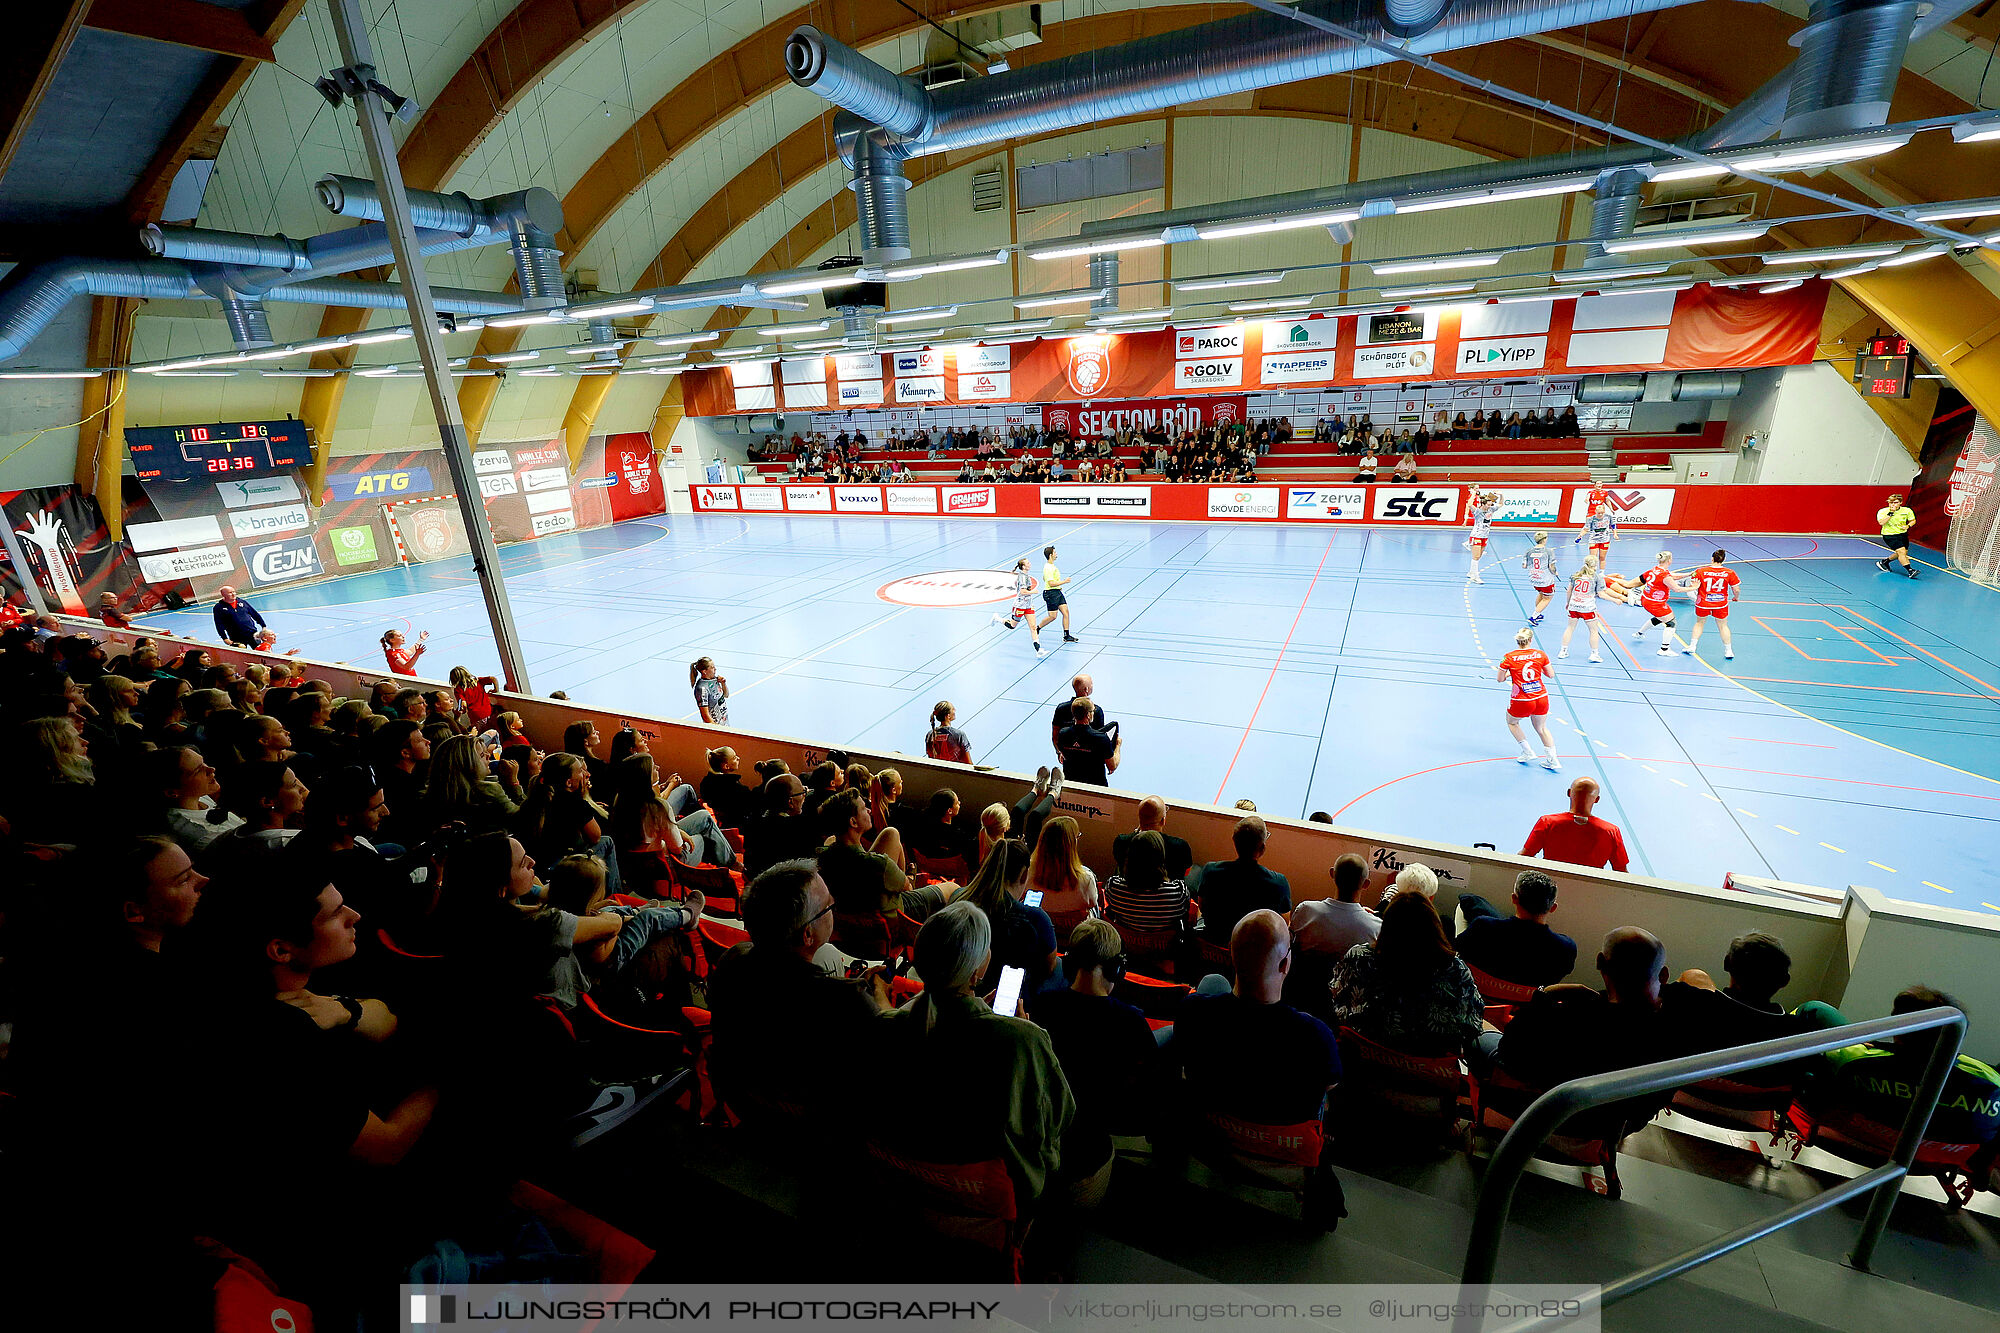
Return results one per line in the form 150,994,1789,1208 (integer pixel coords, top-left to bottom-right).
0,265,93,490
1736,362,1919,488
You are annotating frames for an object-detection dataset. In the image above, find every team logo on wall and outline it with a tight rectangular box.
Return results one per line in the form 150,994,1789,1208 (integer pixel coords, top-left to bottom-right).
1062,339,1111,397
1211,400,1241,425
1044,407,1074,433
406,508,459,559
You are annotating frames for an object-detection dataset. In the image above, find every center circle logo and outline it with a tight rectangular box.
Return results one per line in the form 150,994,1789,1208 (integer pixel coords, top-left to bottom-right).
878,569,1032,608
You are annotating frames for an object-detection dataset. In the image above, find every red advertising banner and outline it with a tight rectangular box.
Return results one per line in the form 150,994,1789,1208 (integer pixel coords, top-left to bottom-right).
604,431,665,521
1042,396,1246,436
684,281,1830,416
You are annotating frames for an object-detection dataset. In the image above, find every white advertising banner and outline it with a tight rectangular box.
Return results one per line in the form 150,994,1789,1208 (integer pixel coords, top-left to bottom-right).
531,510,576,537
215,475,301,508
833,352,882,381
834,485,884,512
1206,486,1280,519
473,449,513,474
1458,302,1552,339
478,473,519,498
784,379,828,409
226,504,312,541
728,359,774,387
1456,336,1547,374
733,385,778,411
138,545,234,582
1262,318,1340,352
954,344,1012,374
958,371,1012,400
1352,344,1438,378
1371,486,1463,522
781,356,825,383
1175,325,1248,359
739,485,784,511
696,485,738,509
887,486,937,513
891,349,944,377
784,484,831,511
1039,485,1152,516
836,379,884,405
1567,328,1671,367
1568,487,1675,525
1572,289,1677,331
519,466,569,492
894,376,947,403
525,488,574,515
1176,358,1244,389
940,485,997,515
1259,350,1338,385
127,514,224,553
1284,486,1368,519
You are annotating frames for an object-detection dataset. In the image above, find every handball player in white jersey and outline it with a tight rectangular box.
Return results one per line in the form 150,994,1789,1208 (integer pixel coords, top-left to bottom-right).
1465,491,1500,584
991,556,1044,655
1557,558,1610,662
1522,531,1559,626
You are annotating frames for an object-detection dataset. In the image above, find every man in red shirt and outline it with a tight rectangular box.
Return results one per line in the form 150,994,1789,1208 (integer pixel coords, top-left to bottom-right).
1684,548,1742,660
1522,776,1630,873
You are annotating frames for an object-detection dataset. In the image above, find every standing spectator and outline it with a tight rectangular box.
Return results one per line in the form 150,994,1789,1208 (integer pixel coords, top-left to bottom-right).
1285,853,1378,1024
1055,697,1121,787
450,666,499,727
1522,776,1630,873
1051,673,1105,755
924,699,972,764
210,585,266,648
1454,871,1577,987
691,656,729,724
380,629,428,675
1192,816,1290,944
1329,893,1484,1056
97,592,135,629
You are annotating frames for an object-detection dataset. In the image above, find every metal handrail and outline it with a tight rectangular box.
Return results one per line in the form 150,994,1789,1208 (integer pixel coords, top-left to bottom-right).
1456,1006,1968,1333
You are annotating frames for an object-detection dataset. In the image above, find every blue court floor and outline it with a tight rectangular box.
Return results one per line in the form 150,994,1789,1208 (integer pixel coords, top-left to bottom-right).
143,513,2000,908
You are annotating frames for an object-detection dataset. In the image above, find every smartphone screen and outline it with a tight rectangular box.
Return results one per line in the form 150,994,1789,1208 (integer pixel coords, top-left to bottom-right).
992,965,1026,1018
1023,890,1044,909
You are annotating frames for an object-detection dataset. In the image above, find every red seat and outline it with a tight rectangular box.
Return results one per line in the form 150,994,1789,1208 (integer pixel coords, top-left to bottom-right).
720,826,745,858
864,1144,1024,1280
912,849,969,882
1670,1075,1801,1154
1470,1065,1628,1198
1466,963,1538,1028
660,855,742,914
1191,1109,1345,1227
1199,1110,1325,1167
1044,904,1092,948
1110,924,1183,976
1115,969,1192,1032
376,927,442,960
1786,1101,1993,1207
1336,1028,1467,1139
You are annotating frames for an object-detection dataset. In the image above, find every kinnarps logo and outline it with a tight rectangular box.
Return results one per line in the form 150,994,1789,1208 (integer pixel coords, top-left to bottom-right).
243,535,323,587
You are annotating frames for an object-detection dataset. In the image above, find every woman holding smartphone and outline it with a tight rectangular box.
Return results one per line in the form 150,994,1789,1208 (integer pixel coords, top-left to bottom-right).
957,839,1058,999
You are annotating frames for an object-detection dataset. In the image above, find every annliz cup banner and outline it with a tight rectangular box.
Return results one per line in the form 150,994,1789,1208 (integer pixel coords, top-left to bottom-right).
684,282,1829,416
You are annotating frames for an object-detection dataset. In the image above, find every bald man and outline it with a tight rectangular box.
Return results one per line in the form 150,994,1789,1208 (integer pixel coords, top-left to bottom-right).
1170,910,1342,1126
1113,795,1193,880
1487,928,1673,1124
1052,673,1105,752
1521,776,1629,874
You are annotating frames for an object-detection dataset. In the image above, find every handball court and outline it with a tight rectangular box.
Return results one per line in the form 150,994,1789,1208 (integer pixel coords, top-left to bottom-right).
142,513,2000,910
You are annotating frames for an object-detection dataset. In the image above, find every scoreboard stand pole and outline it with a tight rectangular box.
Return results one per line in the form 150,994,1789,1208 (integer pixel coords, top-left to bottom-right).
326,0,533,692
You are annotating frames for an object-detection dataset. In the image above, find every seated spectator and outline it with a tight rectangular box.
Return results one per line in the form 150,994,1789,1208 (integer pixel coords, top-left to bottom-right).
1454,870,1577,988
868,766,908,836
1029,919,1158,1188
1662,931,1831,1063
153,745,245,854
293,765,426,932
7,715,96,844
866,902,1082,1209
1103,829,1191,940
1375,861,1440,918
905,786,974,872
977,802,1012,864
562,718,610,788
1193,816,1290,943
1286,852,1378,1023
85,674,145,755
1522,776,1629,873
957,838,1058,995
1026,814,1098,926
606,752,735,876
800,758,845,821
608,726,649,767
1392,453,1419,482
746,772,818,877
1330,892,1483,1056
708,859,887,1124
1055,697,1122,787
1799,985,2000,1146
422,733,522,834
817,789,939,920
368,720,431,847
1113,795,1193,879
1172,909,1342,1128
433,830,625,1001
1486,927,1672,1117
700,745,756,828
206,760,310,864
540,852,702,1013
513,752,623,894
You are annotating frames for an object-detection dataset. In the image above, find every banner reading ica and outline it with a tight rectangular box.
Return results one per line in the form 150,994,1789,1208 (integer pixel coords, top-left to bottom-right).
400,1283,1601,1333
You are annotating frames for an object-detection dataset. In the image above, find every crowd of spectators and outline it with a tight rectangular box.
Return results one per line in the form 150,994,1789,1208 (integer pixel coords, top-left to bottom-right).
2,617,1994,1313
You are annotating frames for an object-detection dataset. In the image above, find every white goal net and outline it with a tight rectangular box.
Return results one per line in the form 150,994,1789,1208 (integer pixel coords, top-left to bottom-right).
1945,416,2000,586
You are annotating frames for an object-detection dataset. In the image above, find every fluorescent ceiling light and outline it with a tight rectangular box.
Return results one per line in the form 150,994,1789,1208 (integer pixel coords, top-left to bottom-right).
1599,280,1696,296
1705,274,1772,288
1370,253,1503,275
1099,322,1170,334
257,369,339,378
636,353,688,364
714,344,776,358
1761,242,1905,266
1393,176,1594,214
1173,272,1285,292
1878,243,1948,267
1602,223,1770,253
790,340,847,351
634,366,686,375
452,370,499,378
986,318,1053,333
488,311,568,327
1905,197,2000,222
1648,162,1729,183
1027,234,1166,261
1553,263,1669,283
566,296,655,319
1953,113,2000,144
1086,307,1173,325
565,343,631,355
1820,261,1881,280
519,367,563,376
879,251,1008,279
0,369,100,378
653,331,719,347
768,320,832,337
878,307,959,325
481,351,540,363
757,272,865,296
349,330,414,345
356,366,401,377
1228,295,1317,312
574,364,621,373
1732,135,1909,172
152,370,236,377
1195,209,1361,240
1015,290,1106,310
1759,279,1803,293
1377,282,1477,299
1495,291,1562,304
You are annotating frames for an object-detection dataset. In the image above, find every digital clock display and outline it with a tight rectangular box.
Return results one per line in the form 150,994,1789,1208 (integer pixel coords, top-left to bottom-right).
126,420,313,483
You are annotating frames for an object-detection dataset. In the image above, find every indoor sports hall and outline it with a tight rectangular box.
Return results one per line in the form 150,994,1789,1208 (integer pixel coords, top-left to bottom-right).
7,2,2000,1330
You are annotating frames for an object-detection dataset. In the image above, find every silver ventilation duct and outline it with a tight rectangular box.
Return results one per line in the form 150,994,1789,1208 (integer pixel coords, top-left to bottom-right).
1089,253,1120,312
1781,0,1920,140
1672,371,1743,400
1575,374,1646,403
849,135,913,264
1383,0,1455,38
259,279,527,316
1583,168,1645,267
142,225,309,271
219,294,273,349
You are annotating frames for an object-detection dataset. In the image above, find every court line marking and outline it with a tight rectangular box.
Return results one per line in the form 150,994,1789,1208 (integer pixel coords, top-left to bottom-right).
1821,842,1847,853
1728,736,1837,748
1775,825,1801,834
1214,531,1339,803
1868,861,1897,873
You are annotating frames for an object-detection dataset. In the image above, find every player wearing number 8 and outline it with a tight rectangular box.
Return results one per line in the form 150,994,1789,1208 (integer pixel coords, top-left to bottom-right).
1875,492,1919,579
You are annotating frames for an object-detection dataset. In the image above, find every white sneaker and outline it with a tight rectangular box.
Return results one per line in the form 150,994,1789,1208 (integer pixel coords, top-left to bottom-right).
1658,644,1672,655
1542,755,1563,771
991,612,1008,627
1048,767,1065,802
1557,647,1570,659
1724,651,1734,660
1517,749,1536,765
1035,765,1052,797
1633,628,1647,640
1682,645,1695,654
1471,574,1484,585
1588,652,1602,663
1033,642,1044,656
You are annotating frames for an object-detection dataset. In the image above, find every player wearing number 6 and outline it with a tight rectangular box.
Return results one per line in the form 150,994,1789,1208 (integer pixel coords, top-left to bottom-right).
1498,627,1560,771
